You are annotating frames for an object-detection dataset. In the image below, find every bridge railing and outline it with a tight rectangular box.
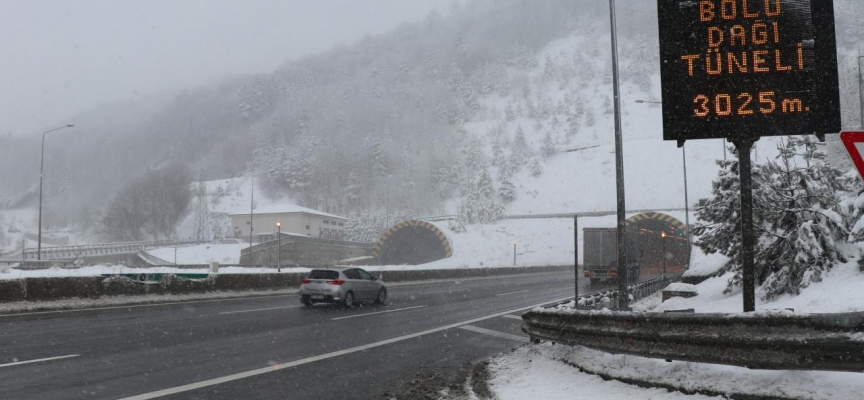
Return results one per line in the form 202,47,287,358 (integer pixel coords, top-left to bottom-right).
22,240,205,260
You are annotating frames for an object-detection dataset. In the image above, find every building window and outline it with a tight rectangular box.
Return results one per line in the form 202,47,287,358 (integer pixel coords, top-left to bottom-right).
338,222,344,227
305,225,310,230
324,220,329,225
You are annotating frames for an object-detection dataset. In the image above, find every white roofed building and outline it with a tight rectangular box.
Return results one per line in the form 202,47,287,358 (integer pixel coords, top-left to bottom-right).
229,203,349,243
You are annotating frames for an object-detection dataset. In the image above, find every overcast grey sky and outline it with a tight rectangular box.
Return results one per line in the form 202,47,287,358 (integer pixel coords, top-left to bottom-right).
0,0,454,136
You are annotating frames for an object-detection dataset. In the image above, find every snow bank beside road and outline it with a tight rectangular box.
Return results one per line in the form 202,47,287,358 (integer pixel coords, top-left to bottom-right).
651,259,864,314
488,345,720,400
491,343,863,400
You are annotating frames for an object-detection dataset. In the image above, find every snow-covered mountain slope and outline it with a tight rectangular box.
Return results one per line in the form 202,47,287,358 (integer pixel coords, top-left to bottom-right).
456,32,783,216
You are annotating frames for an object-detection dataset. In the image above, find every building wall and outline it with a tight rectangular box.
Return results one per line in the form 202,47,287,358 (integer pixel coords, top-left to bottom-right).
231,212,347,241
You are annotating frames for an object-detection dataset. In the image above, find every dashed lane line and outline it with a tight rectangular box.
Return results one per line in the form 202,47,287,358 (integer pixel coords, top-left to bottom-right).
0,354,80,368
496,290,531,296
218,305,303,315
330,305,427,321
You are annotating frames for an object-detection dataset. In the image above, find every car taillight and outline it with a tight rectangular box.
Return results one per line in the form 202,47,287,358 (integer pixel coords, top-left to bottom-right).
584,271,594,277
327,279,345,286
301,278,311,284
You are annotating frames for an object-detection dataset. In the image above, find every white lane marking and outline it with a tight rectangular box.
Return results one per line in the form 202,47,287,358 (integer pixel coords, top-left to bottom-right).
417,288,467,295
496,290,530,297
459,325,526,342
117,295,573,400
330,305,427,321
0,294,298,318
500,314,523,320
0,354,80,368
218,305,302,315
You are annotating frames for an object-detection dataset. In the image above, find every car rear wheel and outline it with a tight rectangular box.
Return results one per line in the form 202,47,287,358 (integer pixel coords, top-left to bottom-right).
343,292,355,308
375,288,387,305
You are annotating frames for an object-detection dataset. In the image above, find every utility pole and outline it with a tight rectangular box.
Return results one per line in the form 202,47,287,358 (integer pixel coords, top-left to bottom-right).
608,0,629,309
512,241,517,266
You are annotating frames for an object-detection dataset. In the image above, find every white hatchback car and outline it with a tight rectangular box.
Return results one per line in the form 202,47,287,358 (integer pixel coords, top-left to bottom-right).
299,267,387,307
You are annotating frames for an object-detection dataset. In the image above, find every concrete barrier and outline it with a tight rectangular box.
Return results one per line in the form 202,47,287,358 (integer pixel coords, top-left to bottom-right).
0,280,25,302
23,277,104,300
0,265,572,303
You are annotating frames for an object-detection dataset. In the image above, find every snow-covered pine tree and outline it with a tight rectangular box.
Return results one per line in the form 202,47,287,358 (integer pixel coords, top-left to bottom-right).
693,145,767,291
511,125,531,168
458,139,483,196
456,161,504,227
533,119,543,132
757,137,849,299
602,96,613,115
505,102,516,122
491,141,506,171
585,108,596,127
696,138,851,299
372,138,390,179
530,159,542,177
543,55,554,77
541,132,556,161
498,169,516,203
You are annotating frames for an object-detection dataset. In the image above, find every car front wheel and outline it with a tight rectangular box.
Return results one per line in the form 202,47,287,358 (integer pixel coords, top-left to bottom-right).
375,288,387,305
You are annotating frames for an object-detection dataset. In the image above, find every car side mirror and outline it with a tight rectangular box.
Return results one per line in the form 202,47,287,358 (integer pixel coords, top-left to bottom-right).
372,276,378,281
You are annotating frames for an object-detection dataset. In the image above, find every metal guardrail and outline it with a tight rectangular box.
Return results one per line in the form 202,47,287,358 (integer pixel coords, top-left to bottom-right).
522,298,864,372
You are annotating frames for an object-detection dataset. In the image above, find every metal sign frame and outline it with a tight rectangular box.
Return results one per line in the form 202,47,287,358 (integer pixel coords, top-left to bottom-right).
657,0,841,144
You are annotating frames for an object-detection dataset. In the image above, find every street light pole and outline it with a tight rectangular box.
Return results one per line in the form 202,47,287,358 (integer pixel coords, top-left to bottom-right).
661,231,667,277
276,222,281,273
608,0,629,309
249,175,255,250
858,56,864,129
513,241,517,266
37,124,74,261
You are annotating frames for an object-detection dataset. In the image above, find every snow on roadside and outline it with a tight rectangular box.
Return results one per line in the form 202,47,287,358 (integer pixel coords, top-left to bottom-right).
147,243,247,265
682,247,728,278
488,345,720,400
492,343,863,400
650,259,864,314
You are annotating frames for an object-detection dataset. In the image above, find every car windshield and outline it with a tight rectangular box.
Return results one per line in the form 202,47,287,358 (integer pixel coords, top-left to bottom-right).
2,1,862,399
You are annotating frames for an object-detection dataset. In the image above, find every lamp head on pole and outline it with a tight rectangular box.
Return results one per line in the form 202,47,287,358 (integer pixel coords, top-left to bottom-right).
661,231,666,238
276,222,281,228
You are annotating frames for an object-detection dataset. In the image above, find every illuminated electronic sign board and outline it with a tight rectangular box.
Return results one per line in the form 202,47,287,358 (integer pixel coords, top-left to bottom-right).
657,0,841,142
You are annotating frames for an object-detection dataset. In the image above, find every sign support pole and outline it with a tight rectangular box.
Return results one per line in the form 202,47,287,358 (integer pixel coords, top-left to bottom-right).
733,138,758,313
608,0,628,309
574,215,579,301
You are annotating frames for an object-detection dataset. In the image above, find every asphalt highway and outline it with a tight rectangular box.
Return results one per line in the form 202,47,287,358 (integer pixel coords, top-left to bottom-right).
0,268,640,399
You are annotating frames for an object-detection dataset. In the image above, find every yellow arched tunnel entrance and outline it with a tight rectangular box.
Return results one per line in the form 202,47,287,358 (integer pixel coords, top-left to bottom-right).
373,220,453,265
